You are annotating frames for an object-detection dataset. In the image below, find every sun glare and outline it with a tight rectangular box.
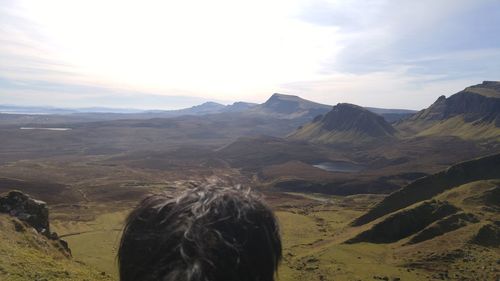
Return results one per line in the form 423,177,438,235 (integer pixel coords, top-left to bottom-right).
14,0,340,100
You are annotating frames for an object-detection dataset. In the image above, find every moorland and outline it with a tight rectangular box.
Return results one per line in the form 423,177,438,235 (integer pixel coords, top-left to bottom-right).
0,81,499,281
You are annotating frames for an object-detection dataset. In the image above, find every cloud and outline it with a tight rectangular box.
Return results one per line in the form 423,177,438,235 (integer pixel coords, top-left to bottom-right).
0,0,498,109
0,77,228,109
298,0,500,77
279,0,500,109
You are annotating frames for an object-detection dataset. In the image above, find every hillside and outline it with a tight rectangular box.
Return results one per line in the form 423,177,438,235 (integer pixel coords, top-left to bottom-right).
352,153,500,226
0,214,113,281
289,103,396,145
344,153,500,280
344,179,499,280
151,101,257,116
397,81,500,142
0,191,112,281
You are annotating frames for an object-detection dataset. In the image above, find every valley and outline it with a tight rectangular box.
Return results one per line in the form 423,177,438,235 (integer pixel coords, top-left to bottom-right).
0,81,499,281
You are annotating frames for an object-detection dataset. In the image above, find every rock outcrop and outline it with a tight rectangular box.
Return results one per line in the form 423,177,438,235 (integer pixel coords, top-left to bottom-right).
396,81,500,140
0,190,49,233
403,81,500,123
0,190,70,254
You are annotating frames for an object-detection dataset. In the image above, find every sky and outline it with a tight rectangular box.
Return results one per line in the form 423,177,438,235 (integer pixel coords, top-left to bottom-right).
1,0,499,110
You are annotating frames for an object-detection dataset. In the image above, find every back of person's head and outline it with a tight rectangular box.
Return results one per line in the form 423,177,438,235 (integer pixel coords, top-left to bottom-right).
118,185,282,281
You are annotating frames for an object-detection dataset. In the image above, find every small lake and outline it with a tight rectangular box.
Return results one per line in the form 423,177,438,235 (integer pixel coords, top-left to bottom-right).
20,127,72,131
313,161,363,173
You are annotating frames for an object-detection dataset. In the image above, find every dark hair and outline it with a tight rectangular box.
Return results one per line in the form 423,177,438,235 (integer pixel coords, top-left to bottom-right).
118,186,282,281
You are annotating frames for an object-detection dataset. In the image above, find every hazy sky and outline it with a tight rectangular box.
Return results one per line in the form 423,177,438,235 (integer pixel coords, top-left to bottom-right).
1,0,499,109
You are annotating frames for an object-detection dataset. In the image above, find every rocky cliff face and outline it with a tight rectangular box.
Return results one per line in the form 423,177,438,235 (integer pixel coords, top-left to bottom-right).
0,190,49,233
395,81,500,141
403,81,500,124
408,92,500,124
0,190,70,253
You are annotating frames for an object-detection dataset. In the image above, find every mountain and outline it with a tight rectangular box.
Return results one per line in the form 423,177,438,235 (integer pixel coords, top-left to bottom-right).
352,153,500,226
156,101,258,115
288,103,396,145
166,101,226,115
247,93,332,120
1,95,416,125
0,102,251,119
222,101,257,112
396,81,500,141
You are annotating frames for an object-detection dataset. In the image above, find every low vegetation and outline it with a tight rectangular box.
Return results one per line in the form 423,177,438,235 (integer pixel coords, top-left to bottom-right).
0,214,112,281
353,153,500,226
0,82,499,280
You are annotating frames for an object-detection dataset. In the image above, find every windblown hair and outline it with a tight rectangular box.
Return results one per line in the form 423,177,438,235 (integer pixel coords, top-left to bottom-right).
118,186,282,281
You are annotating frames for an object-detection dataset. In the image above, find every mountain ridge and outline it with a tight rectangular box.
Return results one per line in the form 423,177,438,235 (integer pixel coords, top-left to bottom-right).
352,153,500,226
396,81,500,141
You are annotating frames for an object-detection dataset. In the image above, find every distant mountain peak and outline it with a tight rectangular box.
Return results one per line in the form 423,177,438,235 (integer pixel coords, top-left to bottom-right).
223,101,257,112
195,101,225,107
252,93,331,118
262,93,307,108
268,93,301,100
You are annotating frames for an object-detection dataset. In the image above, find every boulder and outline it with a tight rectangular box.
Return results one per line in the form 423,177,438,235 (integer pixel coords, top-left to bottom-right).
0,190,50,234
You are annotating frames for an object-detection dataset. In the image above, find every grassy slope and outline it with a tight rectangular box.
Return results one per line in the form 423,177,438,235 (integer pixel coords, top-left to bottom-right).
465,85,500,98
275,195,428,281
353,153,500,226
52,211,128,278
289,122,379,145
407,116,500,142
392,180,500,280
349,179,499,244
54,194,434,281
40,184,499,281
0,214,112,281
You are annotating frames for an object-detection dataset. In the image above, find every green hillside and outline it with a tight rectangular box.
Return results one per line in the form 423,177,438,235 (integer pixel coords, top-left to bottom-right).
397,81,500,142
289,103,396,146
344,179,499,280
0,214,112,281
352,153,500,226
